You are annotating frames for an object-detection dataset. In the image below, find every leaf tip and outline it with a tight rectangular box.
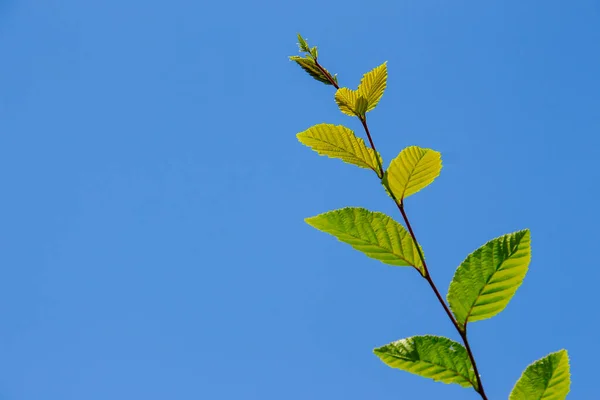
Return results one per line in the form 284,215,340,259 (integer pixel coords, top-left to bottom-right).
556,348,569,359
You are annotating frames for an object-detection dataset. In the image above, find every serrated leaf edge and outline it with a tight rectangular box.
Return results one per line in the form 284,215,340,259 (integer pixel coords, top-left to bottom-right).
373,335,477,388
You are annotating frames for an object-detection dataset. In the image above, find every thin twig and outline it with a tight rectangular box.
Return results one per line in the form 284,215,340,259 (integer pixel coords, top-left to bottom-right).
313,58,339,89
399,202,487,399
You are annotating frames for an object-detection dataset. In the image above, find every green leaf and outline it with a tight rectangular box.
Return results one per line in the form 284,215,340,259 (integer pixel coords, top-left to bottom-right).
310,46,318,59
305,207,423,274
334,87,360,116
333,63,387,116
447,230,531,328
510,350,570,400
297,124,383,177
374,335,477,388
354,96,368,116
297,33,310,53
357,62,387,112
383,146,442,200
289,56,333,85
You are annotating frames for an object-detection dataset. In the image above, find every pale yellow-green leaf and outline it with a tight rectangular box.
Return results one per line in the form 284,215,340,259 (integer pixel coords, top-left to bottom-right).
296,33,310,52
297,124,383,177
447,230,531,328
357,62,387,112
355,96,369,116
374,335,477,388
384,146,442,200
289,56,333,85
305,207,424,274
510,350,570,400
334,87,360,116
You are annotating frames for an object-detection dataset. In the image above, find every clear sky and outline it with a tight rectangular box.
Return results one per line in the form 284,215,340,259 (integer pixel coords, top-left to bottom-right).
0,1,598,399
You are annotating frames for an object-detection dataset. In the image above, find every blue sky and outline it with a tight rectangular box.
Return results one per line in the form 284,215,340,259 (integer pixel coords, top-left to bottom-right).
0,1,598,399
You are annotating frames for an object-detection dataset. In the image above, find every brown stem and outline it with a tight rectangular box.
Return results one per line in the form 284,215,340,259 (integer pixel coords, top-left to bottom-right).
359,116,384,178
398,202,488,399
460,327,487,398
313,58,339,89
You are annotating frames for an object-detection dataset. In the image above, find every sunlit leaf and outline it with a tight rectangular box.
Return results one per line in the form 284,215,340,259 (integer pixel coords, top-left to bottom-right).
289,56,333,85
305,207,423,274
447,230,531,329
374,335,477,388
297,33,310,53
334,87,360,116
355,96,369,116
510,350,570,400
383,146,442,200
357,62,387,112
297,124,383,177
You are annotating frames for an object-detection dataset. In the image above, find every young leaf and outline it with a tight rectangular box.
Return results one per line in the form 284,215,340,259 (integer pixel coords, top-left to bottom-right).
447,230,531,328
333,63,387,116
509,350,570,400
289,56,334,85
305,207,424,274
297,33,310,53
354,96,369,116
383,146,442,200
357,62,387,112
374,335,477,388
334,87,360,116
297,124,383,177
